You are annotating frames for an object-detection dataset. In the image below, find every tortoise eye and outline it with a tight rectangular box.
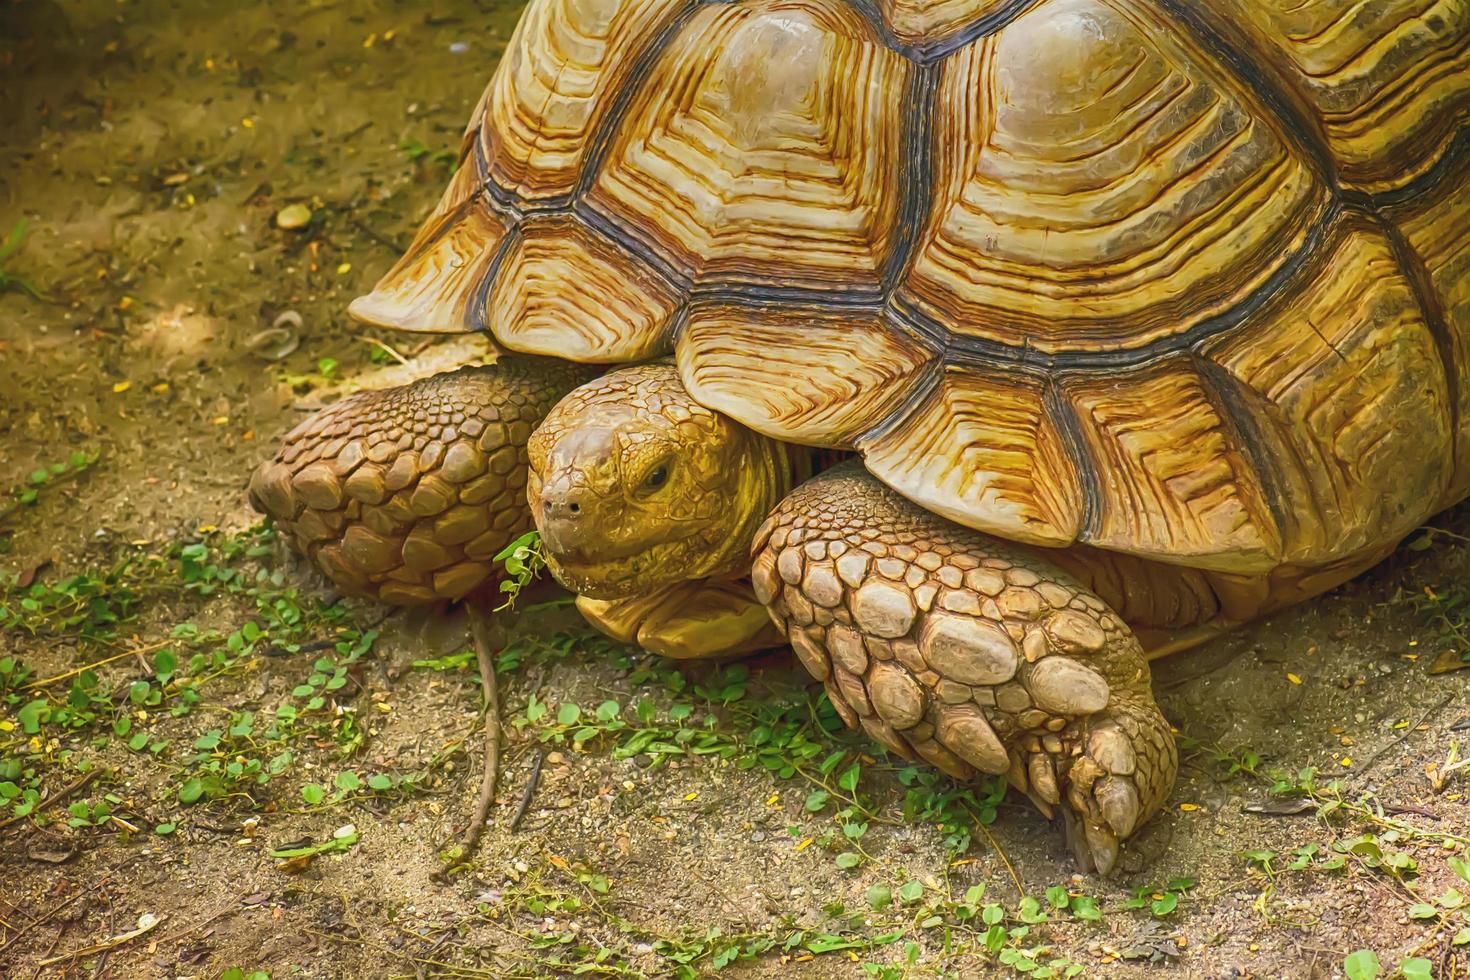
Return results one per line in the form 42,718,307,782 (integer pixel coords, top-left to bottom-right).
644,463,669,490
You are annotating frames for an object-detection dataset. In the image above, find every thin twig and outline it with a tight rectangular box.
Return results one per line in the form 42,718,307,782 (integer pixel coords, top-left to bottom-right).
0,897,32,936
91,902,117,980
1354,692,1456,784
31,929,65,980
0,769,101,832
151,902,246,946
36,913,161,966
22,642,171,690
459,609,504,852
0,875,107,957
361,336,410,365
967,803,1024,898
509,748,549,833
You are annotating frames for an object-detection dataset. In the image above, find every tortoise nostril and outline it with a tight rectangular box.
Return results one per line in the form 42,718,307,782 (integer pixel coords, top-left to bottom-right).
541,487,583,521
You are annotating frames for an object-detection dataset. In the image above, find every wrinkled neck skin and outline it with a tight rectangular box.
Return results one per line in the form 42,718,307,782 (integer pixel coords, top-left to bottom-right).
528,362,793,601
702,428,791,578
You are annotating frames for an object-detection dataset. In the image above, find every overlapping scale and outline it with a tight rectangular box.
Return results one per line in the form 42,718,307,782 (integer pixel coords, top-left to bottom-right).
249,359,594,604
677,304,933,447
899,0,1330,353
1204,0,1470,197
488,214,682,361
584,0,909,297
479,0,690,202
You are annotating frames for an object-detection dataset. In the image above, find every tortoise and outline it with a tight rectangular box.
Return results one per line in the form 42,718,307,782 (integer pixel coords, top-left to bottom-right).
250,0,1470,871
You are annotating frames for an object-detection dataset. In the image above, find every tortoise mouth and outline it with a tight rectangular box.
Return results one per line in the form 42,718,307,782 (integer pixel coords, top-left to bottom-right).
543,533,709,600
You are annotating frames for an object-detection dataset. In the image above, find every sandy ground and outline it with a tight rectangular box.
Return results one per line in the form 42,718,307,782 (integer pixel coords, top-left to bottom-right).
3,2,1470,978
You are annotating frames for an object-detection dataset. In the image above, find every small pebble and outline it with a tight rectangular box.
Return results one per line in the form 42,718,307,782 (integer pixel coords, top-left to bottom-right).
276,203,312,230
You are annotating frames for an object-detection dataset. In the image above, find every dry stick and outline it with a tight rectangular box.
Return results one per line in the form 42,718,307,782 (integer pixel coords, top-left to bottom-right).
967,803,1024,898
509,748,549,833
362,336,411,365
31,927,66,980
89,904,117,980
0,896,34,934
1353,692,1456,785
0,769,101,832
309,936,512,979
21,642,172,690
151,902,247,947
459,608,506,852
36,914,161,967
0,877,106,958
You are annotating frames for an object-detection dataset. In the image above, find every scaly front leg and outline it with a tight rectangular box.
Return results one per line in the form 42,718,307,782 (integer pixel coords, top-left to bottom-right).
250,356,594,603
251,356,597,856
752,463,1177,873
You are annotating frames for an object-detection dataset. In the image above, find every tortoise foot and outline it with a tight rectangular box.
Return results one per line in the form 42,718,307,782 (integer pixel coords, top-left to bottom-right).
1053,696,1176,874
752,463,1178,873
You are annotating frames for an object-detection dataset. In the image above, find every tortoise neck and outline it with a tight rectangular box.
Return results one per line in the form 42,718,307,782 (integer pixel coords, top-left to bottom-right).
698,430,799,582
702,440,852,583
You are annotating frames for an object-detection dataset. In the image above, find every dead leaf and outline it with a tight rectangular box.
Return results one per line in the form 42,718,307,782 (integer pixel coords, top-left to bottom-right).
16,559,51,588
27,846,79,864
274,854,314,874
1429,649,1470,675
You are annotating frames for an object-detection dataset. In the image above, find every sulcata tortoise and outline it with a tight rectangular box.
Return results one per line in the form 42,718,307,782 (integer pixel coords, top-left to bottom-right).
251,0,1470,871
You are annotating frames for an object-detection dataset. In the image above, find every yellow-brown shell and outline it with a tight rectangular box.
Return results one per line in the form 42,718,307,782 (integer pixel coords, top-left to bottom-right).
350,0,1470,574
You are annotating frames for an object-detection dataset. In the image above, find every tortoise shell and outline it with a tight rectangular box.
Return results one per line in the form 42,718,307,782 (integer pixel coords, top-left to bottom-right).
350,0,1470,576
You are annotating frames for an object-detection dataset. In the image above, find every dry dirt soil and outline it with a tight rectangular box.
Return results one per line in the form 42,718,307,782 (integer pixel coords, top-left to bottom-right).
3,2,1470,978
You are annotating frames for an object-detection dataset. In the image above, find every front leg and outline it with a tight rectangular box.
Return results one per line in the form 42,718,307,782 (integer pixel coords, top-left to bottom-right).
577,578,783,660
249,356,594,605
752,464,1177,874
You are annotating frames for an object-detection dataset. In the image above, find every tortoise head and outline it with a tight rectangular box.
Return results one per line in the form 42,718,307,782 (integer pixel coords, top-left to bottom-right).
528,362,787,599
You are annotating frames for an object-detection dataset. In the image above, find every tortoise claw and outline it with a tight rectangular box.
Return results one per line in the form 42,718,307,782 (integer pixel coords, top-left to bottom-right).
1083,820,1120,876
1057,700,1175,874
1061,806,1119,874
1098,775,1142,839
